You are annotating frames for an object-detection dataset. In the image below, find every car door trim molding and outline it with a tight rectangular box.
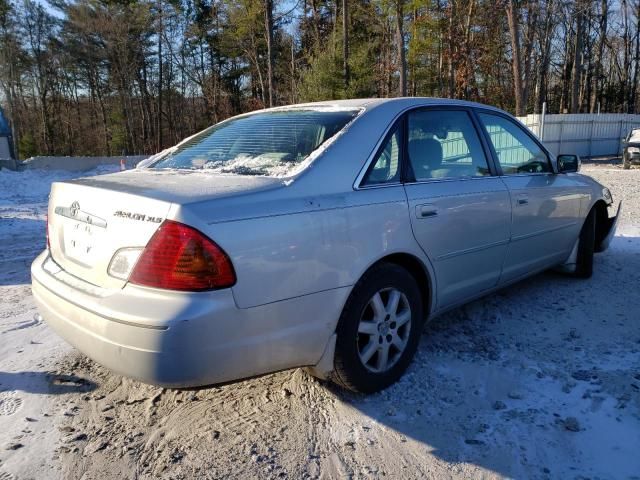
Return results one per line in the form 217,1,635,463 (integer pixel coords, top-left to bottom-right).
434,238,510,261
405,175,502,187
407,187,507,202
431,219,578,265
206,198,408,224
510,221,579,242
498,173,555,179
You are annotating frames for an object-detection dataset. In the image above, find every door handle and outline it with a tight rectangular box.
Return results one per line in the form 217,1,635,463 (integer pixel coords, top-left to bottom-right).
416,204,438,218
517,195,529,206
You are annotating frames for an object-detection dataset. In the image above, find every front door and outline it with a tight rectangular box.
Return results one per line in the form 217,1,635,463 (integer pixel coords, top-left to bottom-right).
476,111,584,283
403,108,511,309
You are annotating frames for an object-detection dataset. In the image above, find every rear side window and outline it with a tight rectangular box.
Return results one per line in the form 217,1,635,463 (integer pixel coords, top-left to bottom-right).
151,109,360,177
478,112,551,174
362,122,402,186
407,110,490,180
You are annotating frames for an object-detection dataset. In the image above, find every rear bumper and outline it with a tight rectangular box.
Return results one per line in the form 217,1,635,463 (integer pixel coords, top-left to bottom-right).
31,251,347,387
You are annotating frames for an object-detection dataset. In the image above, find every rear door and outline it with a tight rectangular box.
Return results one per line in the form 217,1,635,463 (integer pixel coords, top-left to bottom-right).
402,108,511,309
475,111,583,283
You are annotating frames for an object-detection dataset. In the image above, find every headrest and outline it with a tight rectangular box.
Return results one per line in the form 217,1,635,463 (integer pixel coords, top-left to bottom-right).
408,138,443,171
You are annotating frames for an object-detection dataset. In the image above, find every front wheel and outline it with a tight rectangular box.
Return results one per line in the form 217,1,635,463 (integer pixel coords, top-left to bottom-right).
332,263,423,393
623,153,631,169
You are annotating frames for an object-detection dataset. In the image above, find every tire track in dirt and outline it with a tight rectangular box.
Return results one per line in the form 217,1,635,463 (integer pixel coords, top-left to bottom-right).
0,391,23,416
2,317,41,334
53,354,344,479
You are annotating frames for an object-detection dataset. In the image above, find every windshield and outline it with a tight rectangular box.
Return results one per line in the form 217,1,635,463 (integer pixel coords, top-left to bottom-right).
628,129,640,143
150,109,360,176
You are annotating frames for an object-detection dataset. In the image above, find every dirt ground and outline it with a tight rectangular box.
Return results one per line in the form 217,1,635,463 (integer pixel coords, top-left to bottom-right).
0,164,638,479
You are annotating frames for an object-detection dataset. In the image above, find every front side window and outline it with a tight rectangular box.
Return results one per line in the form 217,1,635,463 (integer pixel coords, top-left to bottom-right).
150,109,360,177
407,110,490,180
478,112,551,175
362,123,402,186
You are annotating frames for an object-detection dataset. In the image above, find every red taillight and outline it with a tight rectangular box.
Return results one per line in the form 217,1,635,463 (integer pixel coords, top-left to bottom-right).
129,221,236,291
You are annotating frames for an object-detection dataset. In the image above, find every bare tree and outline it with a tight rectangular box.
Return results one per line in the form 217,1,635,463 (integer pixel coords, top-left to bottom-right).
264,0,274,107
570,0,585,113
395,0,406,96
4,0,640,160
157,0,163,151
343,0,349,88
506,0,525,115
534,0,557,113
590,0,608,112
631,1,640,111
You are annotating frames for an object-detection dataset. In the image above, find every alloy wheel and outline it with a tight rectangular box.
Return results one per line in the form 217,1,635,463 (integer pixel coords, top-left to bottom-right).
356,287,412,373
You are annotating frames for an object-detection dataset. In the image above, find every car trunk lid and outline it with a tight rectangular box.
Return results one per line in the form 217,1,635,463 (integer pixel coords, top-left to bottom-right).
48,181,172,290
47,170,282,290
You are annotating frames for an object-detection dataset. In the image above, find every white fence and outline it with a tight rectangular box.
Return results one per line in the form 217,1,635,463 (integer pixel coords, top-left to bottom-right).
516,113,640,158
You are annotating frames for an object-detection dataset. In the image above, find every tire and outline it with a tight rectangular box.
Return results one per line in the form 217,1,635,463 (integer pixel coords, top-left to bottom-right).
574,208,596,278
332,262,424,393
623,153,631,169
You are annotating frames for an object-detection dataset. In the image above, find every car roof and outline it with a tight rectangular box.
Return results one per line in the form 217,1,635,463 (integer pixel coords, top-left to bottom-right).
271,97,507,114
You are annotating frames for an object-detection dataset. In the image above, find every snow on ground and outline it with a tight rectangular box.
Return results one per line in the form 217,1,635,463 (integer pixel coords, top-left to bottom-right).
0,164,639,479
0,166,118,480
0,166,119,287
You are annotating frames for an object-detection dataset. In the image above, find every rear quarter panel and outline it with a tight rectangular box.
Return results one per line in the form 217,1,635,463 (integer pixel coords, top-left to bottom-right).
175,186,431,309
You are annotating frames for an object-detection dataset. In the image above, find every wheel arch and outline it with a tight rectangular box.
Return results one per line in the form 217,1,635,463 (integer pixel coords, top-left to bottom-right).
365,252,434,320
307,252,434,382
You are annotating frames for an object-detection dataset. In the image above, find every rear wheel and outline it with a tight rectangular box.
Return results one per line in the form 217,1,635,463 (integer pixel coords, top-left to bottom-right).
332,263,423,393
574,208,596,278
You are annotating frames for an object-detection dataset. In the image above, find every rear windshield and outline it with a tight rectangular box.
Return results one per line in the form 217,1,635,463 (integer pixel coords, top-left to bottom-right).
150,109,360,176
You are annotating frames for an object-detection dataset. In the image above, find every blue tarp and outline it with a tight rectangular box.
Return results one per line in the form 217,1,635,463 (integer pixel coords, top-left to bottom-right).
0,108,11,136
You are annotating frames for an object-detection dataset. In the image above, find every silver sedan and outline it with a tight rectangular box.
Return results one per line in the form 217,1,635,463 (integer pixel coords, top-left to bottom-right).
32,98,620,393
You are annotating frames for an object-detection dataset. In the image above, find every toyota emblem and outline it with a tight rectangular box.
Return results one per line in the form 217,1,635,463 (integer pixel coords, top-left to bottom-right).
70,201,80,217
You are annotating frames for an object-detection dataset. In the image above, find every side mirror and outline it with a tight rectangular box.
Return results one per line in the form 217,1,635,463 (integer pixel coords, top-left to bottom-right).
557,154,581,173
